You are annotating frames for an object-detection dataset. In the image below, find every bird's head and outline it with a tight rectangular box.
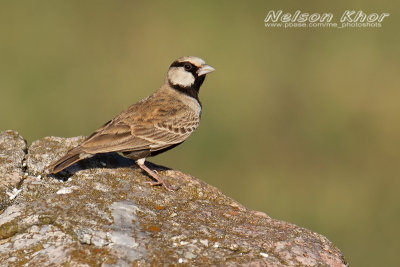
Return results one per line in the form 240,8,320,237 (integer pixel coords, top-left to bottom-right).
166,56,215,98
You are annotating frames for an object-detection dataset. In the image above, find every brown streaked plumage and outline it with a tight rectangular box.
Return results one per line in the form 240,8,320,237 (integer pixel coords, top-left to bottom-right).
47,56,215,191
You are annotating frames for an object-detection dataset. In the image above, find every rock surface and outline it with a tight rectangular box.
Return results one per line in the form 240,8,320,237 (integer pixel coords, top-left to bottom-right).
0,130,27,209
0,130,348,266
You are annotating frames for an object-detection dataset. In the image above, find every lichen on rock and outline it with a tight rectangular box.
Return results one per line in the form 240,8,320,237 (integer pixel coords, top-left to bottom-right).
0,130,27,209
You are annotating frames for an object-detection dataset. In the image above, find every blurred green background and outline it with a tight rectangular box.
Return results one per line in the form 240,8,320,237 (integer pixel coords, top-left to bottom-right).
1,1,399,266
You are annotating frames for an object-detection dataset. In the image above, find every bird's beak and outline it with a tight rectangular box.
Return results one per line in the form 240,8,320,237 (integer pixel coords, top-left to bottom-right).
197,64,215,76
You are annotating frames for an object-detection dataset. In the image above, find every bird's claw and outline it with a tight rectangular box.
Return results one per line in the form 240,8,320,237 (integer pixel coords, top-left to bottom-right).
145,180,179,191
145,181,162,186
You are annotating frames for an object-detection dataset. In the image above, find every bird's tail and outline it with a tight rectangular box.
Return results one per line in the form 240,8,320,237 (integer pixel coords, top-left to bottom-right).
47,149,84,174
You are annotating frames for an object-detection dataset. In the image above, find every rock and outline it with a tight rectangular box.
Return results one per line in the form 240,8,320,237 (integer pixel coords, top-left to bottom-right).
0,131,348,266
0,130,27,209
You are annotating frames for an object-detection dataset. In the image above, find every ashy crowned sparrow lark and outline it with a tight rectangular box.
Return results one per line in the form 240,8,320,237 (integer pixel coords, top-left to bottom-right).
47,56,215,191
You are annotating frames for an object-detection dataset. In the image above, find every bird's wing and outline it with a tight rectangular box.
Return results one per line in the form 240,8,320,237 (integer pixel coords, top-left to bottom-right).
78,105,199,154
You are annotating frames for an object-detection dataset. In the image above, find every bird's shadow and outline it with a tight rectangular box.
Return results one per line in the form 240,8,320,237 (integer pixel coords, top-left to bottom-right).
48,152,171,181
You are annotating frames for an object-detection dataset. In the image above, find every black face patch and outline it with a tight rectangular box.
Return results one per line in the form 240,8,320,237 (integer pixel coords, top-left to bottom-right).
168,60,206,101
170,61,199,78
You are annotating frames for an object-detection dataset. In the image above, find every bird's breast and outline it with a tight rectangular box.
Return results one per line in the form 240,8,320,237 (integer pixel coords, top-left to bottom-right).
178,93,202,118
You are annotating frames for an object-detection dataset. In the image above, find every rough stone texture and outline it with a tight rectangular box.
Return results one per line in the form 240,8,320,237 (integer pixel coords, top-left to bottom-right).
0,130,27,209
0,131,348,266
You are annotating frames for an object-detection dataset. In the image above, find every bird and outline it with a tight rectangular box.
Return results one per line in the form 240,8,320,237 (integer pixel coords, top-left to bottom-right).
47,56,215,191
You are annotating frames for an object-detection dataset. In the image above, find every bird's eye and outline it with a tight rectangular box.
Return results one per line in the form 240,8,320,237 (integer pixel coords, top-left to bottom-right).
183,63,192,71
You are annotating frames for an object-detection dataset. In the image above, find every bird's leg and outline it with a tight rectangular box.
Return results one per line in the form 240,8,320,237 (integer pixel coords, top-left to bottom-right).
135,158,177,191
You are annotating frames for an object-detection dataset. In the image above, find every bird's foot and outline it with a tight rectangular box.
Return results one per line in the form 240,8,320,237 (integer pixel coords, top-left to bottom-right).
136,159,179,191
145,179,179,191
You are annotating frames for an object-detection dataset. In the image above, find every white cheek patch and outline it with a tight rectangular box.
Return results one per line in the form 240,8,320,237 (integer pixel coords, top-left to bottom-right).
168,67,195,87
